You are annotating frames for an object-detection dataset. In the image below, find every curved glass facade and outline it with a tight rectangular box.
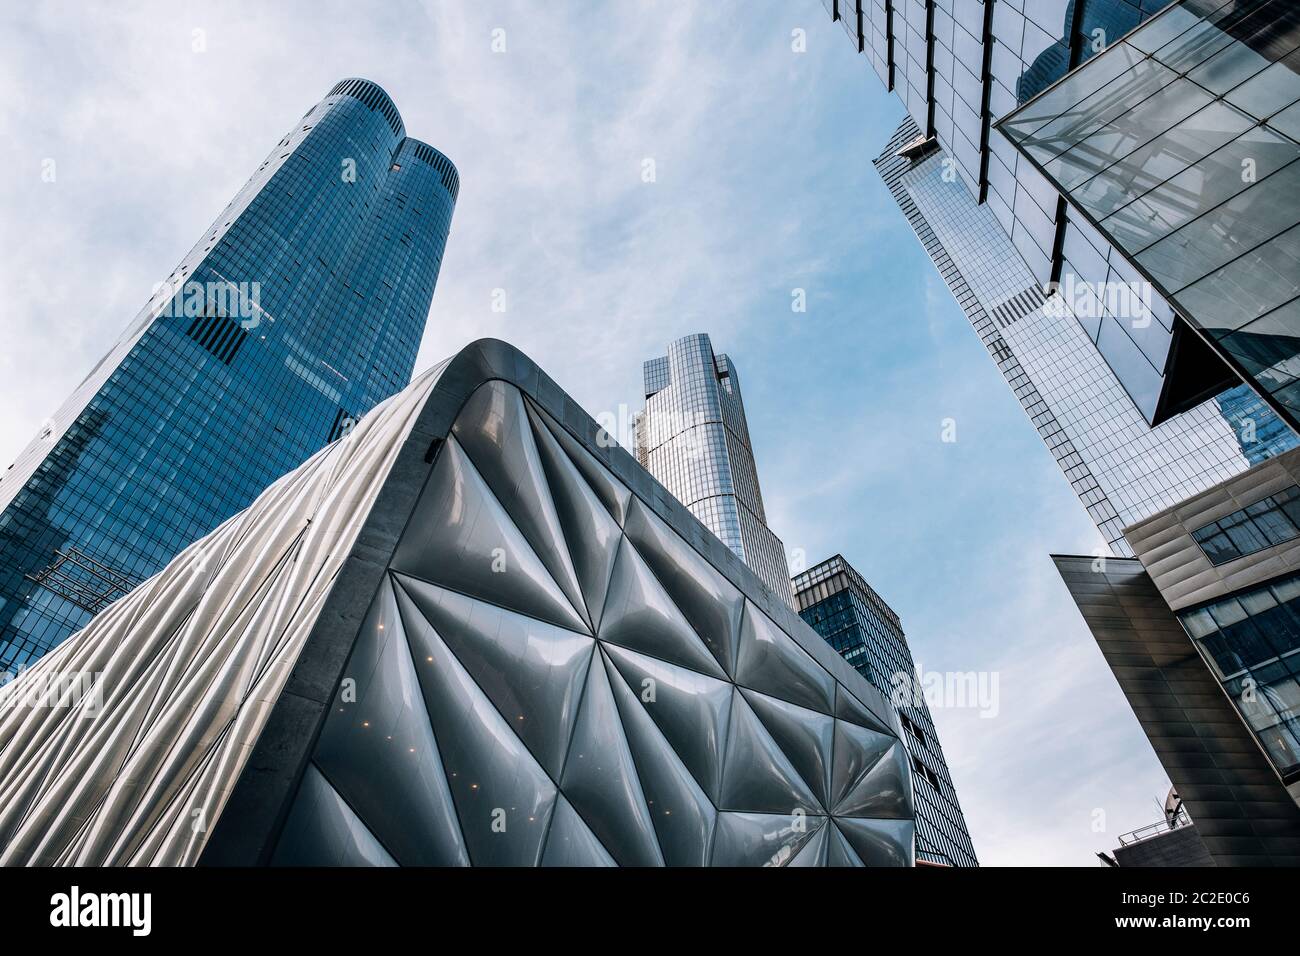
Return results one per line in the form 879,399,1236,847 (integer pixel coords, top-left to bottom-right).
0,78,457,669
635,334,795,605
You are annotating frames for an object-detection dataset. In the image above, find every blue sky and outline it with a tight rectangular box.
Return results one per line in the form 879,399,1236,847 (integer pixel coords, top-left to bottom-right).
0,0,1173,864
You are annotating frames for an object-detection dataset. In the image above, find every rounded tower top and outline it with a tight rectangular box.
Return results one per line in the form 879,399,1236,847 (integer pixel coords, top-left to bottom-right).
327,78,405,139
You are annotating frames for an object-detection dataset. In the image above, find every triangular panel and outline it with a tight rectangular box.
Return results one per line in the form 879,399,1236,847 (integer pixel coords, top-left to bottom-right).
601,642,732,803
527,397,632,527
272,764,397,867
313,577,469,865
523,399,623,631
602,649,718,865
452,382,590,629
833,817,916,867
400,597,558,866
540,796,616,867
834,681,893,735
833,741,913,819
390,435,588,633
710,811,825,867
599,537,728,680
719,689,820,814
623,497,743,676
559,652,664,866
393,574,594,780
826,822,866,867
787,817,832,866
734,600,835,715
830,718,899,811
740,687,834,810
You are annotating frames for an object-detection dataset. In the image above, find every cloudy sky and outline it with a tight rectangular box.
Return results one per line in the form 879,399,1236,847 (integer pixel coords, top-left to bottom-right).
0,0,1173,864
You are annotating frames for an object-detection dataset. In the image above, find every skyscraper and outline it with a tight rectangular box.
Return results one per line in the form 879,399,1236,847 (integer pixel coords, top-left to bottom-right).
635,334,794,605
794,555,978,868
997,0,1300,433
874,116,1296,556
825,0,1300,860
0,78,458,670
824,2,1299,556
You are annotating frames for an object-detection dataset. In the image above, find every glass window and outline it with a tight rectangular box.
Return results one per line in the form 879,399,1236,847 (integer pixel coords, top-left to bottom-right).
1137,160,1300,293
1225,58,1300,120
1191,486,1300,566
1174,224,1300,332
1069,100,1254,220
1216,300,1300,392
1100,127,1300,255
1047,78,1216,190
1188,25,1277,94
1020,56,1180,167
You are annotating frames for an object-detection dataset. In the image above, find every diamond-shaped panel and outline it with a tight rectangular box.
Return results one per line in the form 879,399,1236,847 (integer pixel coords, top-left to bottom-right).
719,689,821,814
735,599,835,715
452,382,590,630
393,573,594,780
390,435,588,634
599,537,728,680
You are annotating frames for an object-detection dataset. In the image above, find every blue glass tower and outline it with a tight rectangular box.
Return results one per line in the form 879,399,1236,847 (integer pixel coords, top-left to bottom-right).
0,78,457,669
794,555,979,868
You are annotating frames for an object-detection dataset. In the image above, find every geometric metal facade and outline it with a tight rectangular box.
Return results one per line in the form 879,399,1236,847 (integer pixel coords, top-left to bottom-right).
0,78,457,670
636,334,795,606
0,340,915,867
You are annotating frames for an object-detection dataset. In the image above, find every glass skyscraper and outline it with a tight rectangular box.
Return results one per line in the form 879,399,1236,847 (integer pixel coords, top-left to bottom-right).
0,78,458,670
875,116,1295,555
824,2,1299,556
794,555,978,867
635,334,795,604
999,0,1300,432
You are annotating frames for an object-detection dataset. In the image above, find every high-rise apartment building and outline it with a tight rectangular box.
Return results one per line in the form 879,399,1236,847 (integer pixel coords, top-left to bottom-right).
794,555,978,867
0,78,457,669
635,334,795,604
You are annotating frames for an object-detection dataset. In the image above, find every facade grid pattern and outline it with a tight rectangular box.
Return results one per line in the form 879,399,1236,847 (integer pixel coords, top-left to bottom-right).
794,554,979,868
876,116,1296,555
636,334,794,605
0,79,457,668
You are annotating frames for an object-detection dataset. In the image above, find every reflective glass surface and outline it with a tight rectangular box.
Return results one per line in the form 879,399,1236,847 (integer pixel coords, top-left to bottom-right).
794,555,977,868
824,1,1191,427
877,118,1297,556
999,0,1300,430
1191,485,1300,564
0,79,457,669
1181,571,1300,779
636,334,794,604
